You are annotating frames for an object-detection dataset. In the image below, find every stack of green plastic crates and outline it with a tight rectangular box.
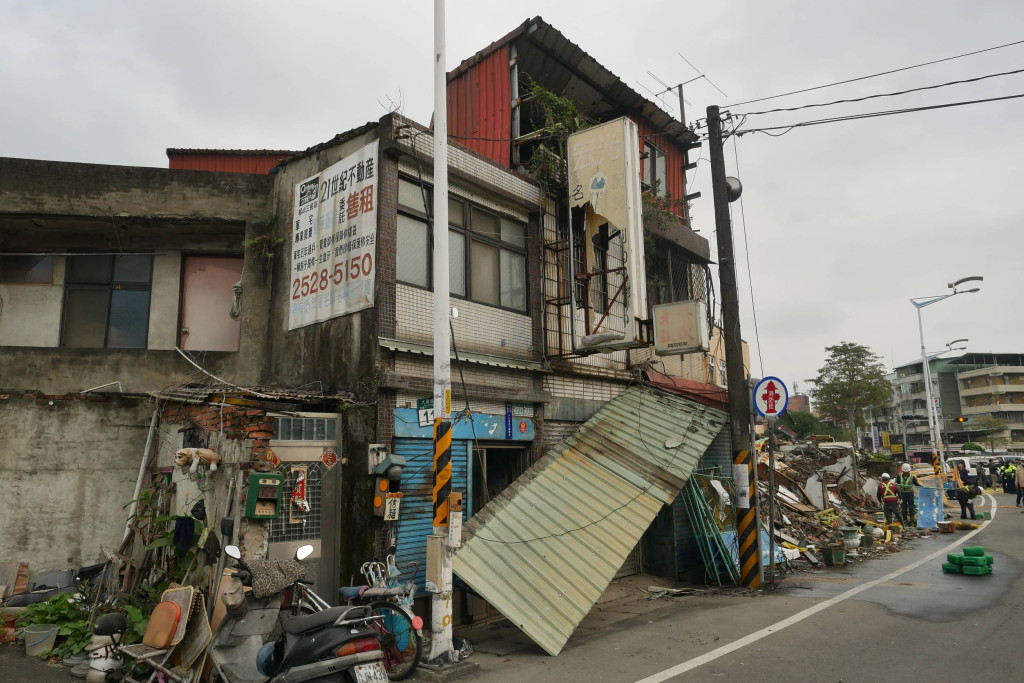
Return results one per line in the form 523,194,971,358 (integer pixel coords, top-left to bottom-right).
942,546,994,575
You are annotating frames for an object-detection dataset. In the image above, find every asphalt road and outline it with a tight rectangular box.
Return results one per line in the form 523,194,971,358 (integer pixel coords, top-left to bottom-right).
467,491,1022,683
5,493,1019,682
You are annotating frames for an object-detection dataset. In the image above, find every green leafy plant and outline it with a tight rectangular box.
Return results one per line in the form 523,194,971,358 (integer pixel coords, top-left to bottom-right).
522,77,586,192
244,233,285,277
962,442,984,452
18,593,92,658
122,605,149,646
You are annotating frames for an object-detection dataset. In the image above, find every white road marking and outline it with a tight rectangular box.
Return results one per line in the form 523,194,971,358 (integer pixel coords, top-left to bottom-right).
634,494,997,683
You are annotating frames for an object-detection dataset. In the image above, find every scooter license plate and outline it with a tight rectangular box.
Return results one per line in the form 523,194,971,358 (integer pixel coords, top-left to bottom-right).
353,662,389,683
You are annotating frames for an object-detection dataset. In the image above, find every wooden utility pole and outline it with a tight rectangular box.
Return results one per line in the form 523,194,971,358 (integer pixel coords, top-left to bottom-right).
707,105,761,589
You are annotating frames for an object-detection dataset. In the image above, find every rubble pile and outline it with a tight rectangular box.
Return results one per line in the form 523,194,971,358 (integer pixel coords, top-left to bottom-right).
758,442,920,569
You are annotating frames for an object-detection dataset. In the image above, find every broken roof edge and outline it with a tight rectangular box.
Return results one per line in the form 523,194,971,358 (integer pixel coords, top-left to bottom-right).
447,16,695,146
643,370,729,412
152,381,358,406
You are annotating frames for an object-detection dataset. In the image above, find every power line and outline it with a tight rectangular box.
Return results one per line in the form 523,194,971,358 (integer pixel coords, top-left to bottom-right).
729,131,763,378
726,38,1024,108
735,92,1024,136
743,66,1024,116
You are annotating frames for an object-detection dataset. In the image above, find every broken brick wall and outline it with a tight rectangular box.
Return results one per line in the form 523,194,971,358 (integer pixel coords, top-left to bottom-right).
154,402,274,558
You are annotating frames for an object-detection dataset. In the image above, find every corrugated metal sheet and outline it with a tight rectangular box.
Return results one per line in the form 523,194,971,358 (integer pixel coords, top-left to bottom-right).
447,18,697,151
447,45,511,166
394,438,470,595
166,149,297,174
453,386,726,655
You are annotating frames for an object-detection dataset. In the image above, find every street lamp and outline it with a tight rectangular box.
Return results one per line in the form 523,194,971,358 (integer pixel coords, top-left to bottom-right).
910,277,983,480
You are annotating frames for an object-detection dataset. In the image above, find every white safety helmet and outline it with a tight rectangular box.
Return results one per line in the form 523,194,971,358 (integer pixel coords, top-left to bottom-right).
881,473,891,479
902,463,911,472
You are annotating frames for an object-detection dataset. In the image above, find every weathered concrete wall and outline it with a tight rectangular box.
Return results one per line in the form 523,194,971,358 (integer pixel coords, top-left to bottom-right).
0,349,243,394
0,219,273,393
0,157,272,222
0,258,65,347
0,395,153,577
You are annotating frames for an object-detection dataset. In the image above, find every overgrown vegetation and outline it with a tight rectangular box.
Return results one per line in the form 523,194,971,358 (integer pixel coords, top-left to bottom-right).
18,594,92,658
522,76,586,192
244,232,285,277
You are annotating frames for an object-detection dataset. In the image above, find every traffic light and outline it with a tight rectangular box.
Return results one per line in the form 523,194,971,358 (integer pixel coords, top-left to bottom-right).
955,416,967,423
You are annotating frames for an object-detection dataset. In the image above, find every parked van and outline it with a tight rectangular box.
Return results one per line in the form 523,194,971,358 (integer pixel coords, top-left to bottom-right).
946,455,992,485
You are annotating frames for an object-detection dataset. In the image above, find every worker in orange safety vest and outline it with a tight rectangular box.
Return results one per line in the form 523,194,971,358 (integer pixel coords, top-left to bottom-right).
877,472,903,524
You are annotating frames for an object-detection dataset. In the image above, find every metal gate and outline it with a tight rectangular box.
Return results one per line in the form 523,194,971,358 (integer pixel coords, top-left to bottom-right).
392,438,470,594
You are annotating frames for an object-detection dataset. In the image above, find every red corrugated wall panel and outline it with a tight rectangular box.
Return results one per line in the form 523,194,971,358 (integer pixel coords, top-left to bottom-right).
633,116,686,217
168,152,291,174
447,46,511,167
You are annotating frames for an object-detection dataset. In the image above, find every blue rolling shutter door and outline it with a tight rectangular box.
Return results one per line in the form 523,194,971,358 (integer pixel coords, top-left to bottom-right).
393,438,469,595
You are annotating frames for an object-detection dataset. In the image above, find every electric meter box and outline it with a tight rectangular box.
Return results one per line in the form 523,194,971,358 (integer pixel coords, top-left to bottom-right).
245,473,284,519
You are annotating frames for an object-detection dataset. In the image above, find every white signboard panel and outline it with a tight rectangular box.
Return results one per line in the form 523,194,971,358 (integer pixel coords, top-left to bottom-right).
567,117,648,352
289,140,379,330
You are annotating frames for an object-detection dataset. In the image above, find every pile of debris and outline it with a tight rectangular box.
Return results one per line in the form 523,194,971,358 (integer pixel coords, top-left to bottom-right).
758,442,920,568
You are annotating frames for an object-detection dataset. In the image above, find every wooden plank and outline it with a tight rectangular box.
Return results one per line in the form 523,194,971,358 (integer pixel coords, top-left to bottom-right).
0,562,25,599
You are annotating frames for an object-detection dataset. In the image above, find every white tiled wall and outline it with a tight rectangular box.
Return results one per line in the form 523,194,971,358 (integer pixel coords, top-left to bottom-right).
395,390,510,418
543,374,627,402
394,352,533,392
397,126,543,205
396,284,534,361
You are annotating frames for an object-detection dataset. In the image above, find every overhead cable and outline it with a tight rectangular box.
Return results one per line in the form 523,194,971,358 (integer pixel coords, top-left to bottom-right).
735,92,1024,137
742,66,1024,116
726,38,1024,108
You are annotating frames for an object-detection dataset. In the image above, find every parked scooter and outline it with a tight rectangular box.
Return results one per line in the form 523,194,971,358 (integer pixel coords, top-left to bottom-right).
208,544,388,682
92,544,387,682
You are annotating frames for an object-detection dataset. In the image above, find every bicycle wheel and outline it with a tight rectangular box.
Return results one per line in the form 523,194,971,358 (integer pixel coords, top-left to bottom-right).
367,601,422,681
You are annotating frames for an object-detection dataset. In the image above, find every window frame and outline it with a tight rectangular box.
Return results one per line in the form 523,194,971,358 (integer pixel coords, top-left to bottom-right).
643,141,669,199
395,175,529,314
60,254,153,349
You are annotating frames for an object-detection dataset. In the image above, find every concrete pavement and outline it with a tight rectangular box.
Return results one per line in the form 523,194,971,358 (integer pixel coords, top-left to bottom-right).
455,491,1022,682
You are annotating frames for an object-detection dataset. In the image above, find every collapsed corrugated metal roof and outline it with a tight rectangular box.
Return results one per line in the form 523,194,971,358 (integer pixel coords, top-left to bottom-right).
452,385,726,656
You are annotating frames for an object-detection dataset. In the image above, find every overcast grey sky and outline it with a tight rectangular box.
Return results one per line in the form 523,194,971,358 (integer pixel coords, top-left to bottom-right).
3,1,1021,396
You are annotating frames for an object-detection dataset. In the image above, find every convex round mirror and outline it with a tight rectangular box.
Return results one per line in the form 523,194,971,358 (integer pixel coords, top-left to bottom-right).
295,544,315,561
225,545,241,560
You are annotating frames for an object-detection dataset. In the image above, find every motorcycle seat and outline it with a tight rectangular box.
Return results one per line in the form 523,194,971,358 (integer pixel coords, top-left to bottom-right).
281,605,370,635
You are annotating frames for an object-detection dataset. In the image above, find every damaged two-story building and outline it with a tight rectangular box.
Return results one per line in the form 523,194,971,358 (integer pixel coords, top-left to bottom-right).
1,17,747,642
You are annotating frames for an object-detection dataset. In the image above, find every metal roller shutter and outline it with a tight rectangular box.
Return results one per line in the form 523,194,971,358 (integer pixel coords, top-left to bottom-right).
393,438,470,595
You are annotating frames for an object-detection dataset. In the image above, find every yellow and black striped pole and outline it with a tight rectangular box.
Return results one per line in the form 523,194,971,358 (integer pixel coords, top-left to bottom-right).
433,419,452,527
734,450,761,589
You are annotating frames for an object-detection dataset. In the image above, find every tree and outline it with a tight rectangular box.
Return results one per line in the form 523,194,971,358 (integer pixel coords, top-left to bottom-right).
808,342,891,431
973,415,1010,454
779,410,829,439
